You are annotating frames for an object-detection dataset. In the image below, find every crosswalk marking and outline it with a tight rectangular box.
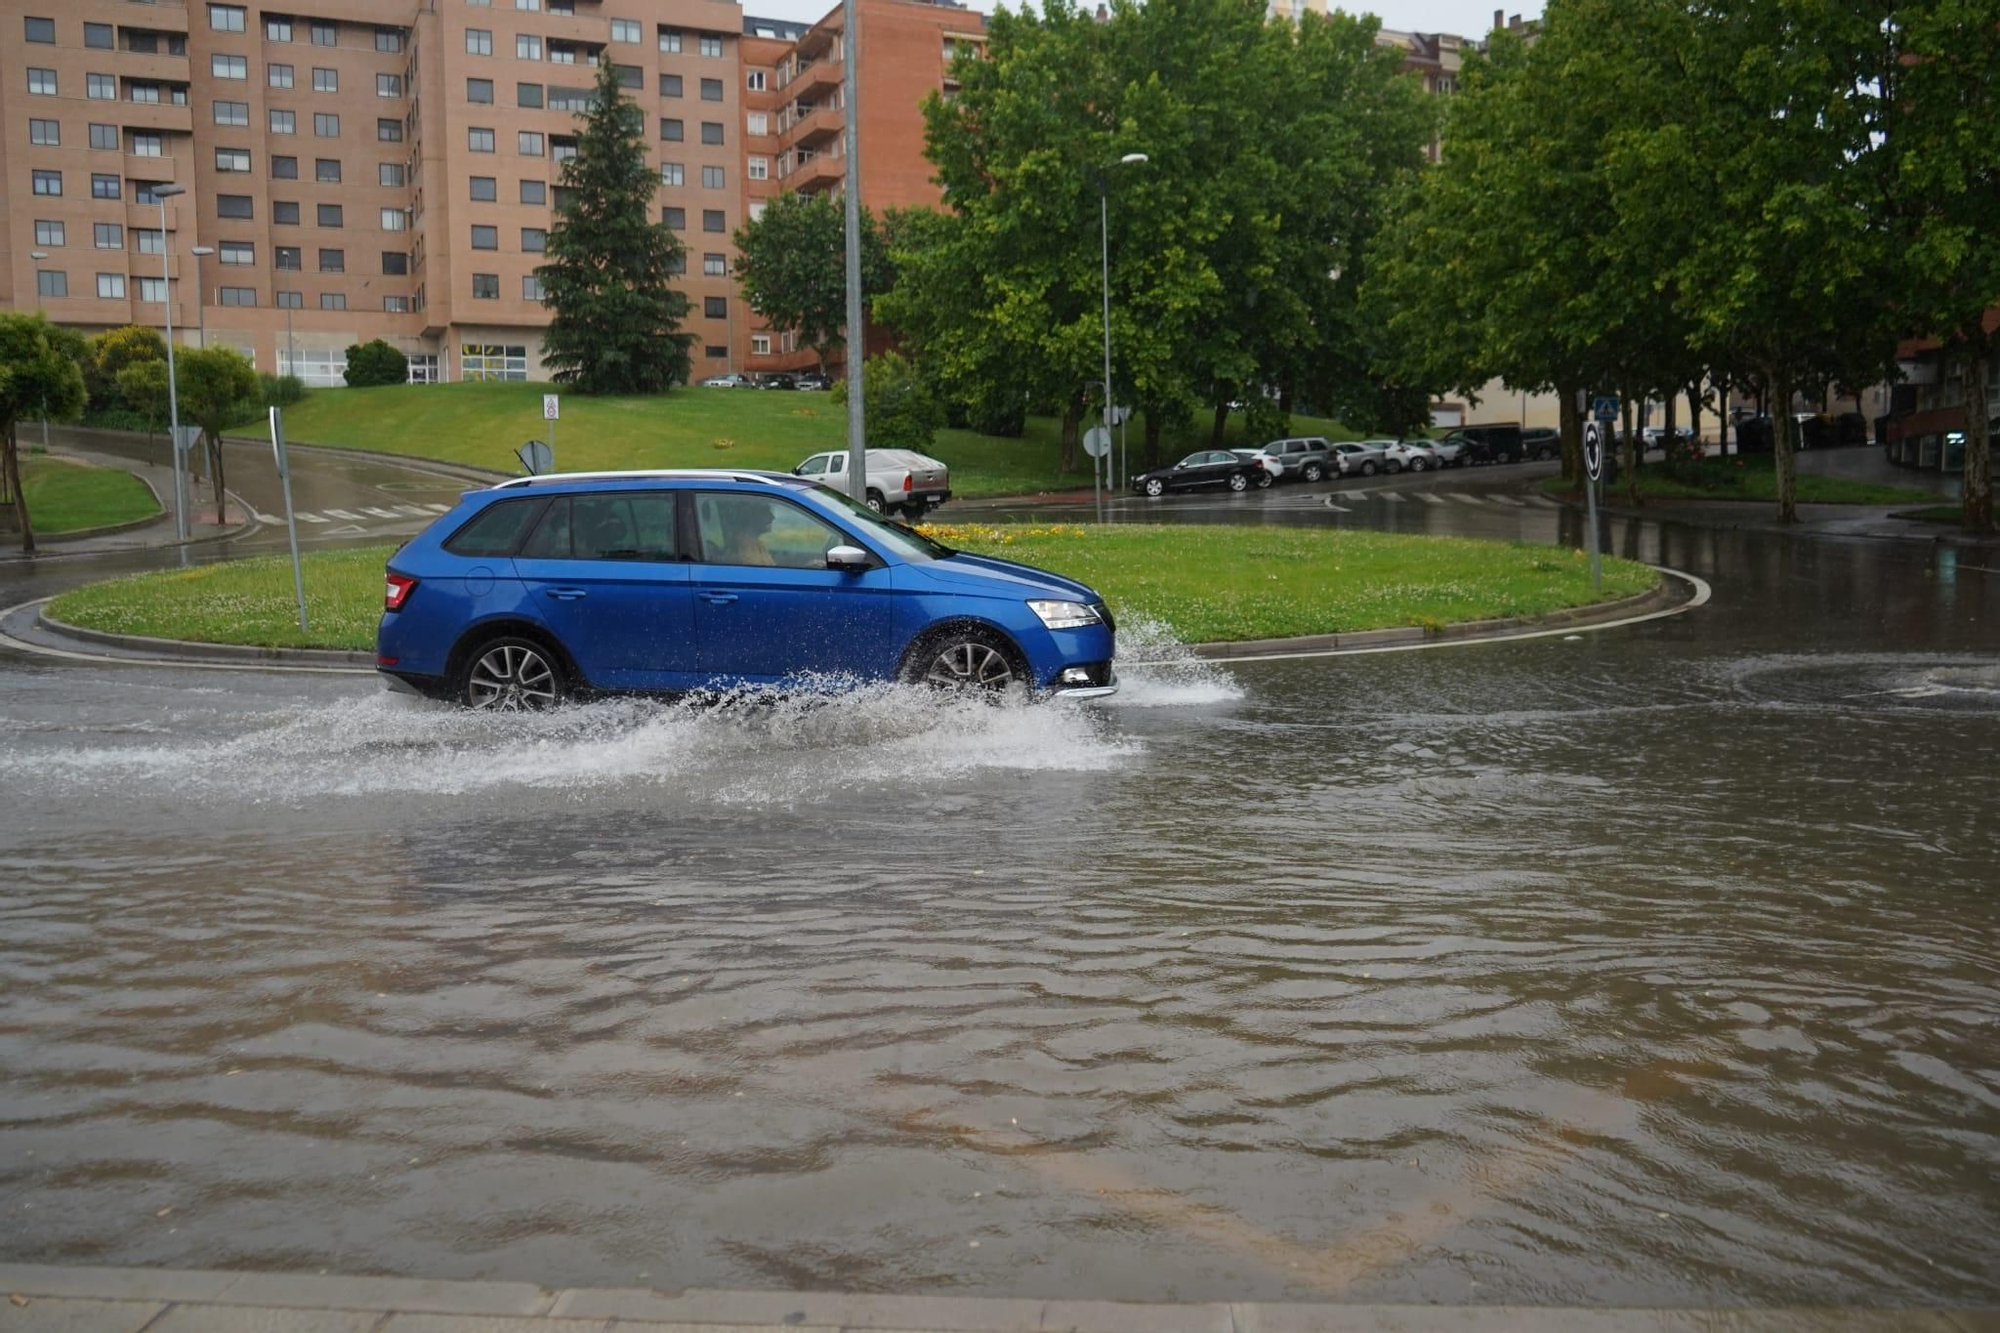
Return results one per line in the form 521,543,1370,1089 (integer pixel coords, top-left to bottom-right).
1379,491,1405,504
361,507,400,519
391,503,433,517
322,509,361,520
1488,495,1525,507
1447,493,1486,507
422,502,451,513
296,511,328,523
1416,492,1446,505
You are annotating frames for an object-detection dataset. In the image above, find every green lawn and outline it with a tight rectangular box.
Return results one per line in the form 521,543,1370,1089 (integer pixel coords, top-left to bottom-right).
252,381,1359,498
19,455,162,535
1543,458,1935,506
1891,504,1964,524
47,524,1657,652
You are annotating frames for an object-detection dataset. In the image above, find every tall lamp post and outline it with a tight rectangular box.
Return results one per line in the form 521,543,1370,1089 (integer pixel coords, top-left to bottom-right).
1099,152,1148,503
154,183,189,541
189,246,214,349
839,0,867,502
29,250,51,454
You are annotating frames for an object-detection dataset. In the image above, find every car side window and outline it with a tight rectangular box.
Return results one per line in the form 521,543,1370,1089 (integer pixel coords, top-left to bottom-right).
797,455,827,477
443,498,539,556
518,493,677,561
1178,454,1205,468
695,492,844,570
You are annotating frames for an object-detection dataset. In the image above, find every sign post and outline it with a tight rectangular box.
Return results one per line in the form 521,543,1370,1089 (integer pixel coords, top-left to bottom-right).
1581,417,1605,593
542,393,560,472
268,407,309,632
170,424,201,540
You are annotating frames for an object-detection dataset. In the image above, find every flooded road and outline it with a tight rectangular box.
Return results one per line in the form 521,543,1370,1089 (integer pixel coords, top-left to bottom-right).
2,481,1998,1308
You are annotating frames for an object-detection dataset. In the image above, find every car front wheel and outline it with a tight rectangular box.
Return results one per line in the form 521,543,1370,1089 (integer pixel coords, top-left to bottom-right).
461,636,565,711
1410,458,1427,472
907,629,1022,695
1143,478,1166,497
1360,460,1377,476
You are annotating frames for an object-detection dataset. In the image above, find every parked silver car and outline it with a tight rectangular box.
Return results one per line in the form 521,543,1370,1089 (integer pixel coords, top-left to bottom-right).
1252,437,1333,482
1381,440,1440,473
1332,441,1388,477
1230,449,1285,482
1425,437,1469,467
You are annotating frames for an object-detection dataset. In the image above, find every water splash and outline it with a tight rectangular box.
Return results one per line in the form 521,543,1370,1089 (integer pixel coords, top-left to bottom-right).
1107,613,1247,708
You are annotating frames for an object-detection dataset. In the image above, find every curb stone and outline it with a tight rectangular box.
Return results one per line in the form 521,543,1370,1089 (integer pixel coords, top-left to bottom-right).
35,606,374,668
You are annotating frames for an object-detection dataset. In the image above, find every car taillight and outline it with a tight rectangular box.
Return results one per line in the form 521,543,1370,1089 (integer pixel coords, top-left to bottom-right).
902,473,913,492
384,572,418,612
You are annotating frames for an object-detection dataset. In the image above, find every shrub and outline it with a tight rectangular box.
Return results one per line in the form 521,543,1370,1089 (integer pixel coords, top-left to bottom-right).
260,373,307,407
342,339,408,388
831,351,944,450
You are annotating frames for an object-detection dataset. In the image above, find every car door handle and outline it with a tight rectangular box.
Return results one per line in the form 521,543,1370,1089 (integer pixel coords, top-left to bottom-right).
699,591,738,605
543,587,587,601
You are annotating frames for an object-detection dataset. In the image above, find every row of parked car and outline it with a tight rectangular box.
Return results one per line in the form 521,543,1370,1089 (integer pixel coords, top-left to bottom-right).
1130,425,1566,496
701,371,834,391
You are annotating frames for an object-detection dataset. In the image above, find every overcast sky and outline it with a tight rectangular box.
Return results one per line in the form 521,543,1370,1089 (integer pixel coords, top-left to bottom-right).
745,0,1544,38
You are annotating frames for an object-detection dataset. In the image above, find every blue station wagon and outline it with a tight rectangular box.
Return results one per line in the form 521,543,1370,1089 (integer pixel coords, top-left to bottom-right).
376,470,1118,708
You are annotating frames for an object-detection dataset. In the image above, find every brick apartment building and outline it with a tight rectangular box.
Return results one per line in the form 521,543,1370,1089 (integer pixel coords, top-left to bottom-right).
0,0,981,386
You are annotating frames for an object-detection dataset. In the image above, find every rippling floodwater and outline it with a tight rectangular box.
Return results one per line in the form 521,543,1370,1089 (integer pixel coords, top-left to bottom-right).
2,633,1997,1307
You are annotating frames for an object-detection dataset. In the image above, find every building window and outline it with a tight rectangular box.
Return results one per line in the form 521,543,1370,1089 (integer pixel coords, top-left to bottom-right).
134,228,164,254
466,77,494,104
29,118,59,146
97,273,128,299
553,185,572,208
376,27,403,53
471,224,498,249
280,345,346,382
317,203,343,226
746,70,766,92
752,334,771,355
469,126,495,152
315,158,340,182
700,77,723,101
266,16,293,41
702,252,726,277
320,292,346,310
383,251,410,275
24,16,55,42
380,162,405,186
466,28,491,55
91,173,122,199
659,73,682,99
270,109,296,134
747,111,768,136
215,147,251,172
701,121,723,145
660,118,683,142
611,18,640,42
37,271,67,298
274,201,300,224
520,179,546,204
213,54,248,79
220,240,254,265
517,130,543,155
270,63,294,88
470,176,497,201
85,20,113,47
748,156,769,181
310,20,335,45
378,73,402,97
217,194,254,217
27,68,56,96
614,63,642,89
703,345,726,359
138,277,166,303
219,286,256,307
521,226,546,252
276,246,302,270
276,290,303,309
662,206,685,229
215,100,249,126
699,35,723,57
516,34,540,59
272,154,298,178
87,73,116,99
381,206,408,230
210,4,246,32
462,343,527,379
702,208,724,232
471,274,499,299
34,220,64,246
312,67,337,92
517,81,543,107
318,247,344,271
660,162,684,186
523,274,546,300
703,164,725,189
378,118,403,141
384,295,411,313
94,222,124,249
659,27,681,53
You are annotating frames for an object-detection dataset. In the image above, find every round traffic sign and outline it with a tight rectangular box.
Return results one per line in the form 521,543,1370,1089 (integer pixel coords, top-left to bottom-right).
1083,425,1113,459
1583,421,1603,482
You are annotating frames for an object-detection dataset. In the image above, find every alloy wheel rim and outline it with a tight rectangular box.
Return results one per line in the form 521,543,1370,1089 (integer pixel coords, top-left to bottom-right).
924,642,1014,690
468,644,558,710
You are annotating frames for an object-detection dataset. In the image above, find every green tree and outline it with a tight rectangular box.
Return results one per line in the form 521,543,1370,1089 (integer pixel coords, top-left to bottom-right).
87,325,166,413
176,347,258,527
0,313,88,552
115,360,172,437
831,352,944,449
732,192,891,377
537,62,694,394
343,339,408,388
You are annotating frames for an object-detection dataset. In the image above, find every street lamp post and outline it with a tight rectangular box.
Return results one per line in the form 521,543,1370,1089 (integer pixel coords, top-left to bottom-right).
1099,152,1148,504
155,184,189,541
189,246,214,349
29,250,51,455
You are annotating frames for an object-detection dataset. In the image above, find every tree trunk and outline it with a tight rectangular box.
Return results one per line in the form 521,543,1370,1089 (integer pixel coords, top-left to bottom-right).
1663,390,1678,459
1772,365,1797,524
1964,333,1993,533
1685,379,1702,455
1717,375,1731,454
1144,408,1165,470
1058,393,1083,475
1209,400,1229,447
1557,382,1582,484
4,421,35,554
1620,391,1639,506
209,430,228,526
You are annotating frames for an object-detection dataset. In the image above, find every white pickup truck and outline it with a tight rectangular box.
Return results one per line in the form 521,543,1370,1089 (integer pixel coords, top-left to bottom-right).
792,448,953,518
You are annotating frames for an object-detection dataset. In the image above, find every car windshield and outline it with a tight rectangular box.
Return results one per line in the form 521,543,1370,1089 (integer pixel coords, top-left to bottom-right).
796,483,953,561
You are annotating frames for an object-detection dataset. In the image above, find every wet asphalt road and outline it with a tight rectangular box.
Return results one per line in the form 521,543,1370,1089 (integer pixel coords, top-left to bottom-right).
0,447,1995,1308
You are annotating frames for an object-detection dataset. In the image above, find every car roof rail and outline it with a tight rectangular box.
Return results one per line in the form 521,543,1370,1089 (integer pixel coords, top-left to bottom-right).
490,469,789,489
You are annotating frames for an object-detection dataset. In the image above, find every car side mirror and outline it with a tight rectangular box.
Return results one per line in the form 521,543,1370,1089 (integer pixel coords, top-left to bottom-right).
826,544,871,571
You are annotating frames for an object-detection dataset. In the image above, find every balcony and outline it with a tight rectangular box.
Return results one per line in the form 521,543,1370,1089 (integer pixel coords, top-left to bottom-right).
116,50,191,83
785,153,843,193
780,102,843,150
783,57,842,99
123,151,176,179
79,0,188,29
537,10,609,43
119,99,194,134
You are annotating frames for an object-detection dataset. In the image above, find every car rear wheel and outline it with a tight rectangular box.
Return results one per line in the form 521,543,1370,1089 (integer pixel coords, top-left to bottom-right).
1302,462,1325,483
865,489,887,513
907,629,1023,695
461,636,565,711
1143,477,1166,497
1410,458,1427,472
1386,459,1403,474
1228,472,1249,492
1360,460,1377,476
899,502,926,520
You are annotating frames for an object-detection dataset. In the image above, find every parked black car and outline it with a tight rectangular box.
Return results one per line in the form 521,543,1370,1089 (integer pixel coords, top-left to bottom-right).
1132,450,1272,497
1441,423,1526,464
758,373,799,391
794,372,832,391
1521,426,1560,461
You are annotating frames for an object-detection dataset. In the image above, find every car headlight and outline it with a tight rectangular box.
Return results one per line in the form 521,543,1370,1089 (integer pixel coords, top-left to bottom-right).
1028,600,1102,630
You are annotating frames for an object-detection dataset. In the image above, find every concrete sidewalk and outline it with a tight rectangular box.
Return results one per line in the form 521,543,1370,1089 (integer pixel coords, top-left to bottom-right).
0,1263,1991,1332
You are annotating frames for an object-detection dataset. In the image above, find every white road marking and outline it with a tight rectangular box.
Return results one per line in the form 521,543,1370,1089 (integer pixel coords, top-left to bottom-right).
1416,492,1446,505
1379,492,1405,504
1448,493,1487,506
296,512,329,523
1488,495,1525,507
422,503,451,513
392,504,432,517
322,509,362,520
361,507,400,519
